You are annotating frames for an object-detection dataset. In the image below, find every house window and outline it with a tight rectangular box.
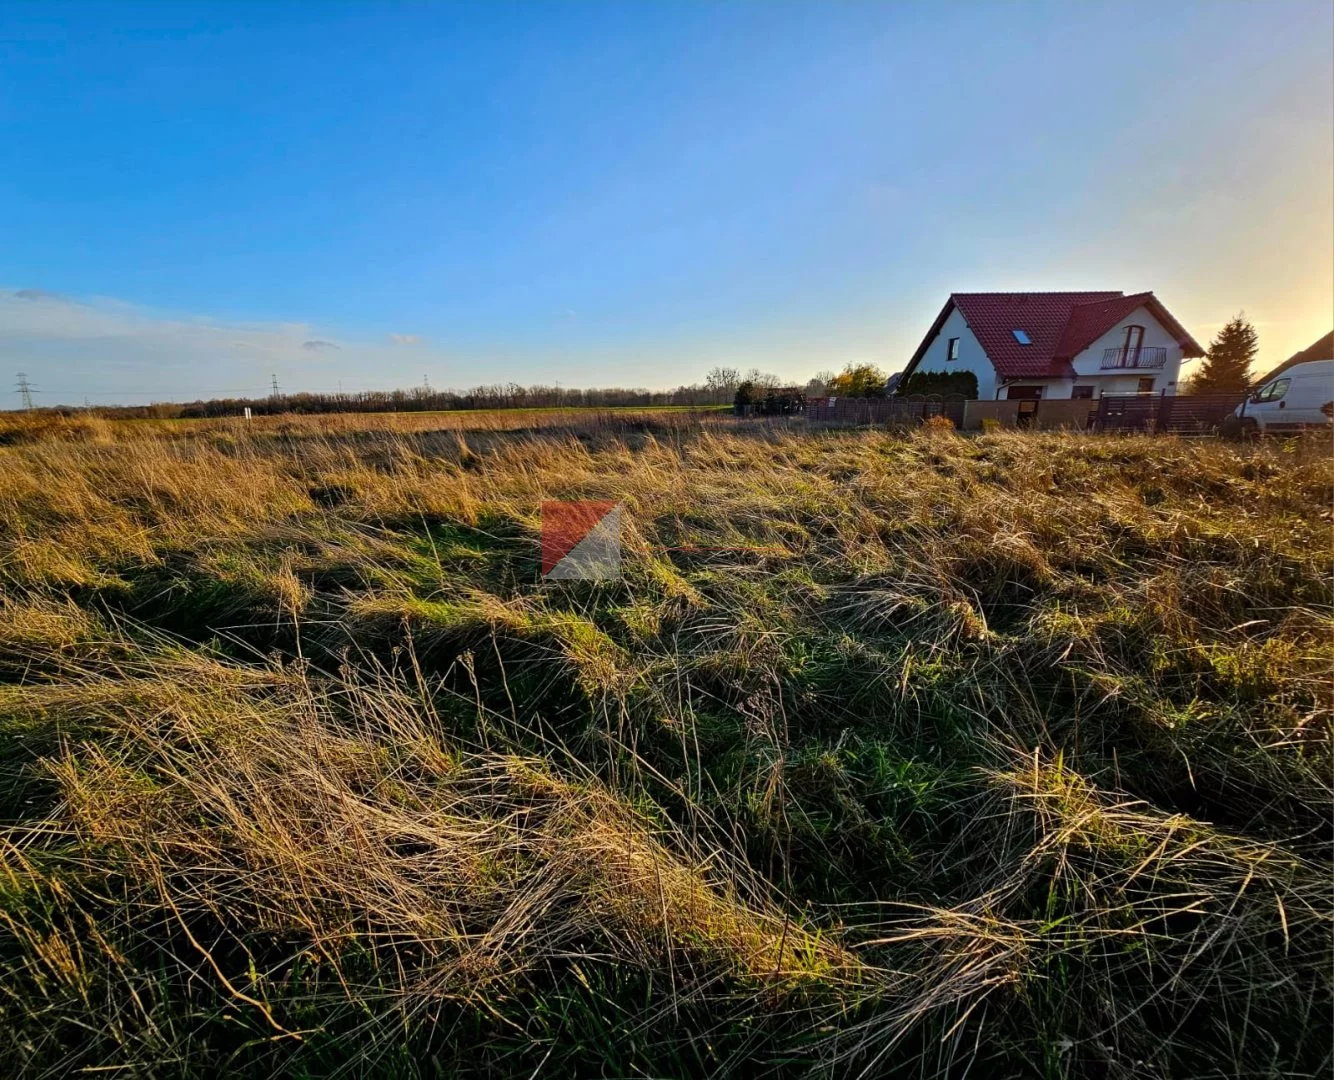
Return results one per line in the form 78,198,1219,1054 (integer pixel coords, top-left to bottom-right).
1071,385,1094,399
1136,377,1155,394
947,337,959,361
1012,329,1031,345
1123,325,1144,364
1006,385,1042,400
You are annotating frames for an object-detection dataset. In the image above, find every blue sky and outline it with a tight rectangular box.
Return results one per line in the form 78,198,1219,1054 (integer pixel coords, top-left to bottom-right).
2,2,1331,405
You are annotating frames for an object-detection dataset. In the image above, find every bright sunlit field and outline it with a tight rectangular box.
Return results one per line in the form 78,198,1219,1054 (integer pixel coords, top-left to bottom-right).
0,409,1330,1078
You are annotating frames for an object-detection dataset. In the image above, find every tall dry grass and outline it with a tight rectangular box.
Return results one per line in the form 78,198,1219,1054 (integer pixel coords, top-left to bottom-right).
0,408,1329,1077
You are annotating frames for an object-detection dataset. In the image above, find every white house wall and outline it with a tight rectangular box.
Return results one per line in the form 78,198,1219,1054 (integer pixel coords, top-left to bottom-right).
910,305,996,399
1069,305,1185,395
1015,373,1169,399
994,380,1071,399
1092,373,1170,395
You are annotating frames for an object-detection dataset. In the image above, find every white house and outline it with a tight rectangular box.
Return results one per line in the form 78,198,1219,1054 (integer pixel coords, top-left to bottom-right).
899,291,1205,400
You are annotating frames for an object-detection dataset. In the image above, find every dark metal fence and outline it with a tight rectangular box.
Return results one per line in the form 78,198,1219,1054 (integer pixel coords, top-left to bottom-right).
805,395,966,428
1095,391,1245,433
800,391,1244,435
1158,393,1248,433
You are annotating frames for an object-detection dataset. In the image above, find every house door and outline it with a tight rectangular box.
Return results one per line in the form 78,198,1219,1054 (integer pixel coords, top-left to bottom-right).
1005,386,1042,400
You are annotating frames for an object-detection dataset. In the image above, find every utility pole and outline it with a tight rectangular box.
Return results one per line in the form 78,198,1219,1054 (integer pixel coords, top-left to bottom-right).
15,373,35,411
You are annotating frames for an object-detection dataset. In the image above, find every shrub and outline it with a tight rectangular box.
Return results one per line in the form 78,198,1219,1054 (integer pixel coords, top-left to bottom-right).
896,370,979,399
755,388,805,416
828,363,888,398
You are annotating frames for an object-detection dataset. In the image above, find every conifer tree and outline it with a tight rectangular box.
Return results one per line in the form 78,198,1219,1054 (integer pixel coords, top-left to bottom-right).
1192,313,1258,394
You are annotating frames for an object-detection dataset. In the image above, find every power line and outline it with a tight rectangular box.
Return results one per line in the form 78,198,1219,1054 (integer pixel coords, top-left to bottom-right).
14,373,36,410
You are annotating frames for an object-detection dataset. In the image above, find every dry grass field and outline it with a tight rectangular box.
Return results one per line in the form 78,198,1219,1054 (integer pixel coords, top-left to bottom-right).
0,408,1329,1078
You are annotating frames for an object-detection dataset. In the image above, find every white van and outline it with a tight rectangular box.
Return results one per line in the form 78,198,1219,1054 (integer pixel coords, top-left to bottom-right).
1234,359,1334,434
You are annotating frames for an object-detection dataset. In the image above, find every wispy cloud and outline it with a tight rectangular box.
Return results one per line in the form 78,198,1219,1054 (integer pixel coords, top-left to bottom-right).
0,288,458,404
2,287,319,360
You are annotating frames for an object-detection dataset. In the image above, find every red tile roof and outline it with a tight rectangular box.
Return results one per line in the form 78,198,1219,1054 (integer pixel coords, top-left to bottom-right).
953,291,1121,378
1052,293,1154,361
903,291,1205,382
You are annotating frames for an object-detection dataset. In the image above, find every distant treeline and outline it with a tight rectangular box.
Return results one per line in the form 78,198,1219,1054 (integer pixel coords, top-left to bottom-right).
22,381,737,420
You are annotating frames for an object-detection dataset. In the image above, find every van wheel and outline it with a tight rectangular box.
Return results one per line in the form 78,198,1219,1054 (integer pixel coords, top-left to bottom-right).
1239,418,1259,440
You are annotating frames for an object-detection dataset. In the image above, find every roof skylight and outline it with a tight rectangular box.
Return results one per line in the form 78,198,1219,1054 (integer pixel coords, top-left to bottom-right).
1012,329,1031,345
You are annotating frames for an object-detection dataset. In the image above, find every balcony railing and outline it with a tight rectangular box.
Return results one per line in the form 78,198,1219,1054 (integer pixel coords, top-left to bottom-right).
1101,345,1168,370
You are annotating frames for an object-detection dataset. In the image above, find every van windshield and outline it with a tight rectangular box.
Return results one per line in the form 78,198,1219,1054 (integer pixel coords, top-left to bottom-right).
1256,377,1291,402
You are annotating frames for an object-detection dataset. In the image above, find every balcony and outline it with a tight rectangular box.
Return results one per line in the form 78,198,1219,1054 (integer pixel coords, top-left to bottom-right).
1101,345,1168,370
